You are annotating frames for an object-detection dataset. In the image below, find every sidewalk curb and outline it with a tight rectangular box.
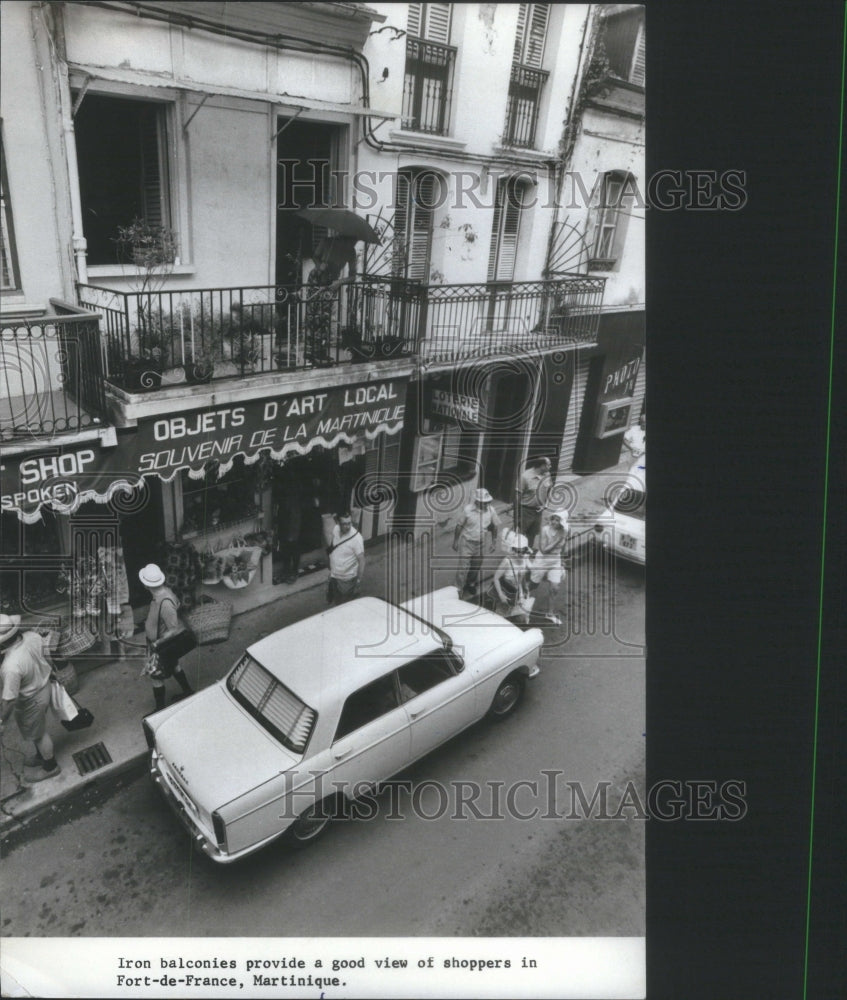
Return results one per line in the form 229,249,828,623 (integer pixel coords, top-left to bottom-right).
1,749,149,848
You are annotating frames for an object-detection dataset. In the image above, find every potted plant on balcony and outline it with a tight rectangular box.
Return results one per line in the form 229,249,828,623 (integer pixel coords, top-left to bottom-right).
114,218,179,392
184,341,222,384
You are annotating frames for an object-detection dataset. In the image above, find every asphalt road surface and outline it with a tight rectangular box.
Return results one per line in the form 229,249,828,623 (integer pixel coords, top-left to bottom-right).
2,552,645,938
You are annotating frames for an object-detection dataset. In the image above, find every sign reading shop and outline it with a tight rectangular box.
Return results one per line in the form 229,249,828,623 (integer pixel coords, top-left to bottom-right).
2,379,407,518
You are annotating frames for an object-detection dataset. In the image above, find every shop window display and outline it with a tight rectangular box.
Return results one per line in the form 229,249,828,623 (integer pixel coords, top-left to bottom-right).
0,511,66,614
180,457,261,537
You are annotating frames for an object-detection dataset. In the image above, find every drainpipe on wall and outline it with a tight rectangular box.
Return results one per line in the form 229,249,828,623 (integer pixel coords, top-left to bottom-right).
43,3,88,286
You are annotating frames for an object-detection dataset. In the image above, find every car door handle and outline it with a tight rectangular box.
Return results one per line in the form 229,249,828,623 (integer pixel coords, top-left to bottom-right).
333,746,353,760
408,710,421,720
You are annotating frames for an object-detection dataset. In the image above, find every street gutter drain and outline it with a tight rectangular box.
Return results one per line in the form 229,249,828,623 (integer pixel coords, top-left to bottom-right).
72,743,113,776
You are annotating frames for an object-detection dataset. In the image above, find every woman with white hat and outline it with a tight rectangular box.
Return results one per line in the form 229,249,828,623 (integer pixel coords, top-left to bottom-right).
527,508,570,625
0,615,61,782
139,564,193,712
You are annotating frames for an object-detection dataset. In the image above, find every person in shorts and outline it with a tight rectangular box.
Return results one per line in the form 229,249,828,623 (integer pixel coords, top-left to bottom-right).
0,615,61,783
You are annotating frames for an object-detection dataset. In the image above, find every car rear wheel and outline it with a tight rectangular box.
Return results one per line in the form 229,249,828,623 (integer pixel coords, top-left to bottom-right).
286,796,339,848
486,672,526,721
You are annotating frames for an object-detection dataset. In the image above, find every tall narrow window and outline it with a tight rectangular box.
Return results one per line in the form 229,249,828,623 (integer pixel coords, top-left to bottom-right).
504,4,550,148
75,95,173,265
487,177,527,282
603,9,646,87
402,3,456,135
0,135,20,292
394,170,440,280
588,171,634,270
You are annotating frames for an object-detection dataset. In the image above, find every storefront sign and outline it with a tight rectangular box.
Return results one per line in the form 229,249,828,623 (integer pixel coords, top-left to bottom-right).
1,379,407,520
600,352,642,401
427,387,482,426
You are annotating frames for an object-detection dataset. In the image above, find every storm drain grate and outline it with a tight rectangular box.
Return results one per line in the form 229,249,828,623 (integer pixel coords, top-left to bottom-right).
72,743,113,776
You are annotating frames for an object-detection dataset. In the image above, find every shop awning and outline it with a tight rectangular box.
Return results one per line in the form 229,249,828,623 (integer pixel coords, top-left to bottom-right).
1,378,407,522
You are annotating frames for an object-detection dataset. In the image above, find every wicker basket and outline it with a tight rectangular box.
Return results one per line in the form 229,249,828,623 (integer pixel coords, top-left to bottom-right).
53,623,98,659
184,595,233,645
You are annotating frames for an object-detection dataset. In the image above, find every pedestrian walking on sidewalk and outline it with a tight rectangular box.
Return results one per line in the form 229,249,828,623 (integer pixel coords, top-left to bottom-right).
453,487,502,600
517,456,552,545
0,614,61,783
527,508,570,625
139,564,193,712
326,512,365,606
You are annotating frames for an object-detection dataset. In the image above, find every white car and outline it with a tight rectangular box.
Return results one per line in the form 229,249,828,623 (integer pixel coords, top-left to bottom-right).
143,587,544,862
593,461,646,564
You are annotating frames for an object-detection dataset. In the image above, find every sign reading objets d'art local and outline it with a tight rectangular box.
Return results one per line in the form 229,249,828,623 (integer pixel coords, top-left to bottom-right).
1,379,407,520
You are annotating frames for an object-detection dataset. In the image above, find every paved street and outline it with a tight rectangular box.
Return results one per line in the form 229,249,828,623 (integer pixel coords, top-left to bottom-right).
1,554,644,938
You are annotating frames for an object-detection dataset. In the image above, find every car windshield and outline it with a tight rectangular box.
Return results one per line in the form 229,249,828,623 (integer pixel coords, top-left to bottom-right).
226,653,316,754
613,487,646,521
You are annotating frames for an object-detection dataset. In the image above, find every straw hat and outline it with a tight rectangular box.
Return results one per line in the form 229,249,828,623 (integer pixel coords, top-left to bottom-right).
0,614,22,647
138,564,166,588
473,487,493,504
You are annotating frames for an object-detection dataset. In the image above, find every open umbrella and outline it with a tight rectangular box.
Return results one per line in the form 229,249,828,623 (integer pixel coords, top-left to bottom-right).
295,207,381,244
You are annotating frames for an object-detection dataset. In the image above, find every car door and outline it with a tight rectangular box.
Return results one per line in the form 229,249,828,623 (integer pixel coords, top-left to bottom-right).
398,649,477,763
322,672,412,802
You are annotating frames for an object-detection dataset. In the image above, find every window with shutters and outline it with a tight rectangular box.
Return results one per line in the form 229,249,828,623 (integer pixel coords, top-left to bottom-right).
588,171,635,270
75,94,173,265
402,3,456,134
504,4,550,148
0,134,20,292
393,169,442,281
487,177,527,283
602,8,645,87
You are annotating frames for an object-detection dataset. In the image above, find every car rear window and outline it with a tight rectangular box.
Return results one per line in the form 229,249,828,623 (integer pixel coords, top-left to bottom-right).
227,654,316,754
613,487,645,520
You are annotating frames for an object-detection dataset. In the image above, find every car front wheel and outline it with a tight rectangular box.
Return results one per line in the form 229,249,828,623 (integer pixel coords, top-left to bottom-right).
286,796,339,848
486,672,526,721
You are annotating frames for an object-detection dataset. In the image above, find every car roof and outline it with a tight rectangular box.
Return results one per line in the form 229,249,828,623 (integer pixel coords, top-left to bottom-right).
246,597,442,709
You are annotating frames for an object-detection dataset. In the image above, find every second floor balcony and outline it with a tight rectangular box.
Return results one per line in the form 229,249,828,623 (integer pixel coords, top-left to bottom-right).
0,308,108,442
74,274,605,395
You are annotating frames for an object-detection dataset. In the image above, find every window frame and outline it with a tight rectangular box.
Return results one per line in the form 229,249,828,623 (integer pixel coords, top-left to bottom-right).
397,649,464,703
588,171,635,271
334,672,404,742
0,132,21,294
74,93,175,266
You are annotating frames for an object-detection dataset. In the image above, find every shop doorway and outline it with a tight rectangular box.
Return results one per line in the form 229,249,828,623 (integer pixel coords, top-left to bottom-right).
117,478,165,606
481,369,534,503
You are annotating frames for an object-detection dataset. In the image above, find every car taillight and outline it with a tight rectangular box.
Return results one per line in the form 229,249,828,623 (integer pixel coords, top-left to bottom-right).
142,719,155,749
212,811,226,849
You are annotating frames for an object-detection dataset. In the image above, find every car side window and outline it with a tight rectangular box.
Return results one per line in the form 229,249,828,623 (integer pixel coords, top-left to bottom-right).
397,649,459,703
335,674,401,741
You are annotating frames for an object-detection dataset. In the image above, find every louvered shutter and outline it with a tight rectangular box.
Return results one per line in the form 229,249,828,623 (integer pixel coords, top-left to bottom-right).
488,178,524,282
393,172,410,276
408,172,435,281
407,3,423,38
513,4,527,63
514,4,549,67
424,3,452,43
139,106,164,227
523,4,549,68
630,21,646,86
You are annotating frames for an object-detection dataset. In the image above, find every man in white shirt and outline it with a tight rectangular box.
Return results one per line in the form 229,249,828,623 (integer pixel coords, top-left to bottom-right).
0,615,61,782
327,512,365,605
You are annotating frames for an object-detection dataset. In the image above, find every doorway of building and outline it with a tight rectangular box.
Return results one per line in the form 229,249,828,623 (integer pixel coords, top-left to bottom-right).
275,119,345,288
481,369,534,503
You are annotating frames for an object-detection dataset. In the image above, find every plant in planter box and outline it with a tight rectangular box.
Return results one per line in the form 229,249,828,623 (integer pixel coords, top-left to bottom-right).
185,341,222,384
114,218,180,391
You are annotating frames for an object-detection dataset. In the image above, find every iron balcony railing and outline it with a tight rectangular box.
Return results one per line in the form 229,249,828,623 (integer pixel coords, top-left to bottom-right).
0,312,108,440
402,37,457,135
75,275,605,391
504,63,550,149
